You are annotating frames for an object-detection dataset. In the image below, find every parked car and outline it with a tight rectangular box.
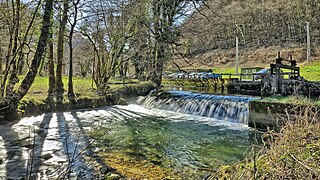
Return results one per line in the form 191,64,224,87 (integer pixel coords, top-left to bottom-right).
197,72,222,79
188,72,198,79
253,68,270,80
254,68,284,80
210,72,222,79
175,72,187,79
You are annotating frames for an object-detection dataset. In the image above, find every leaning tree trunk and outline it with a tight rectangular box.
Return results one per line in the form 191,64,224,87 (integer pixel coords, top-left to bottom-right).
0,0,54,120
5,0,21,98
55,0,69,105
5,0,42,97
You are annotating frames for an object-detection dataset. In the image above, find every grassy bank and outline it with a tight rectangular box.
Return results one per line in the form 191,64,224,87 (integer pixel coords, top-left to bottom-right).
210,106,320,179
261,95,320,106
12,76,156,118
300,61,320,81
22,76,145,102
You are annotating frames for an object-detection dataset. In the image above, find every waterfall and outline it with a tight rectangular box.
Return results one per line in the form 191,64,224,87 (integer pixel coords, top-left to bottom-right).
137,90,259,124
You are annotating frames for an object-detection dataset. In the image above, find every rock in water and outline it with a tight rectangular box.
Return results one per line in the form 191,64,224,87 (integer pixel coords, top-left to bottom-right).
118,98,128,105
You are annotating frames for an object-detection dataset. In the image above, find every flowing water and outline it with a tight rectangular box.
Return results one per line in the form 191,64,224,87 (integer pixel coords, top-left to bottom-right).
0,90,259,179
138,90,259,123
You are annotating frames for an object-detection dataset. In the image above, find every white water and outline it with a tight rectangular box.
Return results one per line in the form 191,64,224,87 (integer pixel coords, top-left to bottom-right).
137,90,259,124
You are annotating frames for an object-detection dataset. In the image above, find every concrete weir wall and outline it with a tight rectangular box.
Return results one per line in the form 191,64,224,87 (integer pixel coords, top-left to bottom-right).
249,100,320,131
248,101,293,131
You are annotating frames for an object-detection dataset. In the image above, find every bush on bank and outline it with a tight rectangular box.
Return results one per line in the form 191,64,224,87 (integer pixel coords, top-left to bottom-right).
211,106,320,179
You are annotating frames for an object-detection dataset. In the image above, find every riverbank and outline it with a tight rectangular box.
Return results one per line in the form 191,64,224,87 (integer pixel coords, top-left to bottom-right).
210,105,320,179
0,79,157,124
249,96,320,130
20,82,157,117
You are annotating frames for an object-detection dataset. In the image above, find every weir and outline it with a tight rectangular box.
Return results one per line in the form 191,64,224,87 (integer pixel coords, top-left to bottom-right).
137,90,259,124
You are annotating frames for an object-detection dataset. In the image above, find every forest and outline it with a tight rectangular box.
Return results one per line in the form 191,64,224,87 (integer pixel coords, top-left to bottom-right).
0,0,205,119
182,0,320,54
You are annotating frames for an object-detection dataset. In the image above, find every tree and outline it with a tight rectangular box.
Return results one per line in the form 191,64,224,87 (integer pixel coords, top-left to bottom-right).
67,0,81,102
1,0,54,118
80,0,137,94
55,0,69,104
47,24,55,100
135,0,202,85
0,0,42,98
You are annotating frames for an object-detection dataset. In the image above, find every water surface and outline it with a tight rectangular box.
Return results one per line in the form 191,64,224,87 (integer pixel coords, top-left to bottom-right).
0,99,256,179
78,104,254,179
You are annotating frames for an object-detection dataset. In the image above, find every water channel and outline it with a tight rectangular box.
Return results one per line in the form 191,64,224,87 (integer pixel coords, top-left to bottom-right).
0,89,260,179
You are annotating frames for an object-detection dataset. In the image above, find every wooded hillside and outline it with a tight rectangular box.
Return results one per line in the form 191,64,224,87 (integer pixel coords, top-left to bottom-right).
173,0,320,69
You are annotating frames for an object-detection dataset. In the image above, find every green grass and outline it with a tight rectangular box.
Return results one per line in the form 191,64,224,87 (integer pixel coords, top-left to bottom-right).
212,67,235,74
23,76,98,102
261,95,320,106
207,61,320,81
300,61,320,81
214,62,320,81
22,76,146,103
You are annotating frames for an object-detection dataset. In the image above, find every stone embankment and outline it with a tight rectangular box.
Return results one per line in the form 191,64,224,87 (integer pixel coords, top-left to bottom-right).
249,100,319,131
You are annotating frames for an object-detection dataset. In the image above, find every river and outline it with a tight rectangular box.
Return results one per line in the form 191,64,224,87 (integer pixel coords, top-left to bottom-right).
0,90,259,179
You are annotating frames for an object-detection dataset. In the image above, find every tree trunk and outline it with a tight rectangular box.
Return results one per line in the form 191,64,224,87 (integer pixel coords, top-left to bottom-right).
55,0,69,104
68,33,75,101
5,0,21,98
47,31,55,100
18,50,25,75
1,12,14,98
1,0,54,120
150,1,163,86
68,0,80,103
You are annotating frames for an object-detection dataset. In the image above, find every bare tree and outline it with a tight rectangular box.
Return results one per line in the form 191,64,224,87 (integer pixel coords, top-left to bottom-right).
67,0,81,102
1,0,54,119
80,0,137,93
